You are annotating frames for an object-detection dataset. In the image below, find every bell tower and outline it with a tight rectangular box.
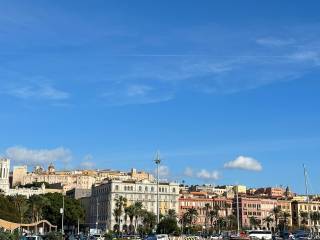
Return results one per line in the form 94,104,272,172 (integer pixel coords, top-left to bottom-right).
0,158,10,193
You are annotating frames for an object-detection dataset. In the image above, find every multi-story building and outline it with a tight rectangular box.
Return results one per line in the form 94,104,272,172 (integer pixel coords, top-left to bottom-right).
0,158,10,193
17,164,153,191
6,183,63,198
291,200,320,230
66,188,92,199
189,185,228,196
179,191,233,226
237,197,292,229
12,165,27,187
87,179,179,231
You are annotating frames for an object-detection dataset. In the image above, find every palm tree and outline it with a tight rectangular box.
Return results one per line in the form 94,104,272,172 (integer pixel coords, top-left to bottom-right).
272,206,282,231
209,205,220,231
263,215,274,230
124,205,135,234
300,211,309,228
310,211,320,229
11,194,28,224
186,207,199,227
168,209,177,218
114,196,127,234
133,201,143,233
226,214,237,230
281,211,291,231
203,203,211,232
249,216,260,229
28,195,50,222
141,210,157,234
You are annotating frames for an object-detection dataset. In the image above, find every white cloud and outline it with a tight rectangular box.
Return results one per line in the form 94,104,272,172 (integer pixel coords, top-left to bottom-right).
184,167,193,177
5,146,72,165
196,169,220,180
224,155,262,171
8,83,69,100
155,165,170,178
80,154,95,169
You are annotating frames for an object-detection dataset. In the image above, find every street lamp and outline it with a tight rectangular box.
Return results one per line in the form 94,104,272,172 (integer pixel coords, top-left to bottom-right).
154,151,161,225
60,188,65,236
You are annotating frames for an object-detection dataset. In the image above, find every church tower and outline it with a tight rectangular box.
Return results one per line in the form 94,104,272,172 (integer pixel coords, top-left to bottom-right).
0,158,10,193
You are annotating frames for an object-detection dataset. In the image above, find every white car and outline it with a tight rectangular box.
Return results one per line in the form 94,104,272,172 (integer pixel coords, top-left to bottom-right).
248,230,272,240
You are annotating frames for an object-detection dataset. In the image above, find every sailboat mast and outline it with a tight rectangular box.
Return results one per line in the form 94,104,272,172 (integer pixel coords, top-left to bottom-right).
303,164,310,227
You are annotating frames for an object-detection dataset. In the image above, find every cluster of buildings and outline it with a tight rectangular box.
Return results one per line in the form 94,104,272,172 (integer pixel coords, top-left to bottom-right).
1,157,320,232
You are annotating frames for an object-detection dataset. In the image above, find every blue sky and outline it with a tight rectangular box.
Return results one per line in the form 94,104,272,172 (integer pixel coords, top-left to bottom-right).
1,0,320,193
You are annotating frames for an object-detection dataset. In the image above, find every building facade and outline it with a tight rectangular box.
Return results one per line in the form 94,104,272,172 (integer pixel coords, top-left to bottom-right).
292,200,320,231
17,165,153,191
87,179,179,231
237,197,292,229
179,191,233,226
0,158,10,193
12,165,28,187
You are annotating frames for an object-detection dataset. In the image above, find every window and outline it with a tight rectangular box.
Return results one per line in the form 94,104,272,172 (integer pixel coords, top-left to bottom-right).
145,186,148,192
139,186,142,191
172,188,176,193
115,185,119,191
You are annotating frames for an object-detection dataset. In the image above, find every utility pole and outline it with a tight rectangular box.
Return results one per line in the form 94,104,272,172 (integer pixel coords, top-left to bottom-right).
96,198,99,234
303,164,310,227
61,191,65,237
154,151,161,225
77,218,80,235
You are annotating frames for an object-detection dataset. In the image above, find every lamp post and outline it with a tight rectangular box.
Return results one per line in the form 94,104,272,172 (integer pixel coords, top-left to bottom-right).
154,151,161,225
60,189,65,237
96,198,99,234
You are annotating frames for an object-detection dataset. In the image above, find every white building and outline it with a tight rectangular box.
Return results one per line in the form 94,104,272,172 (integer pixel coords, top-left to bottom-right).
0,158,10,193
87,179,180,231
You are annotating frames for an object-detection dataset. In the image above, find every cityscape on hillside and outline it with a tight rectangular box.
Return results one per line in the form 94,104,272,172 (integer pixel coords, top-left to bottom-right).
1,157,319,236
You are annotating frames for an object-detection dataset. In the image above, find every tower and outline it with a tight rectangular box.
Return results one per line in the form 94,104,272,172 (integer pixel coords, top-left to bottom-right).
0,158,10,193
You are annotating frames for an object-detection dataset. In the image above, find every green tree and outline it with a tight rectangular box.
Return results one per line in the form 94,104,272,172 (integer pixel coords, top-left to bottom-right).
133,201,143,233
209,206,220,231
272,206,282,231
41,193,84,229
28,195,50,222
114,196,127,234
0,194,19,222
10,194,29,223
124,205,136,234
203,203,211,232
249,216,261,229
263,215,274,230
300,211,309,228
157,215,179,234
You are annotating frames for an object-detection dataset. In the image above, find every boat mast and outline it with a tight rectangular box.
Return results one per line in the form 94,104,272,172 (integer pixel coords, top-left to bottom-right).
303,164,310,227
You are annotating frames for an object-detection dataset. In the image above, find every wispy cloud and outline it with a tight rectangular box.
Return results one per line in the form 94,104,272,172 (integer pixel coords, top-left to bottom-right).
184,167,194,177
5,146,72,166
224,155,262,171
154,165,170,178
196,169,220,180
79,154,95,169
101,83,174,105
183,167,220,181
7,83,69,100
